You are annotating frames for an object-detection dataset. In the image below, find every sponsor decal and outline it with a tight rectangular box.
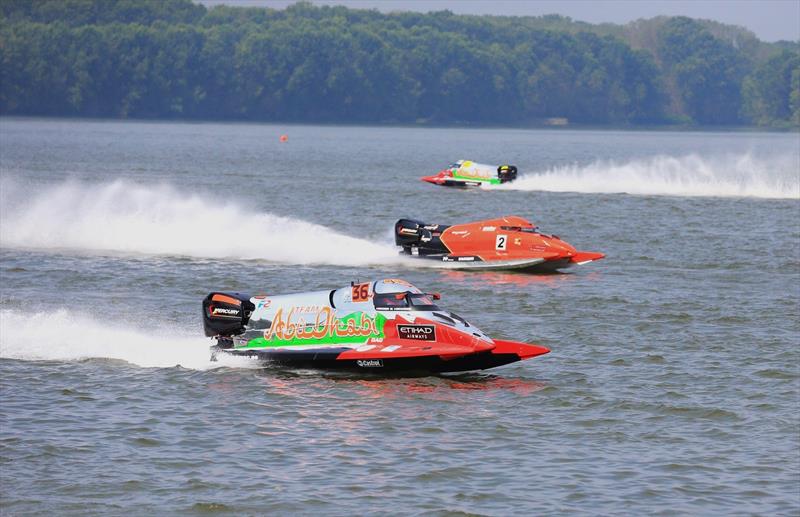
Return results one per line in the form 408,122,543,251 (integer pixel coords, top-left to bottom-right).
514,237,522,246
264,307,380,342
457,256,475,262
381,345,400,352
292,305,324,313
482,226,496,232
455,163,491,178
211,307,240,317
357,359,383,368
356,345,376,352
397,324,436,341
254,298,272,310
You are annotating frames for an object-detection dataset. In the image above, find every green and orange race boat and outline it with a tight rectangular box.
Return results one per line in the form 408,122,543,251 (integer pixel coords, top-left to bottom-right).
421,159,518,187
203,279,549,373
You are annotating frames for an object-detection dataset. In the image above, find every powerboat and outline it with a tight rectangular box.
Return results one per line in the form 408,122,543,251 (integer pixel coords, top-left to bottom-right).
421,159,517,187
396,216,604,272
202,279,549,373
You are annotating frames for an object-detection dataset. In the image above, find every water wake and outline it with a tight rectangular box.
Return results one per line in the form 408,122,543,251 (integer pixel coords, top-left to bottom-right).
0,179,398,265
0,309,254,370
493,154,799,199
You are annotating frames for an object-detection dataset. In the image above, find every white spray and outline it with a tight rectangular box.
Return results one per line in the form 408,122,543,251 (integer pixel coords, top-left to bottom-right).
0,179,399,264
0,309,256,370
492,153,800,199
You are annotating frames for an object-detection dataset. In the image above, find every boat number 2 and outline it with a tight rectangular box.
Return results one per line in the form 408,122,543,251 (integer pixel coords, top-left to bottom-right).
496,234,508,251
352,283,370,302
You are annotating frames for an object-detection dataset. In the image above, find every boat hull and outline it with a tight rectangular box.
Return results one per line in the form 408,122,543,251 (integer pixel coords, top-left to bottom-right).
396,216,604,272
212,339,549,373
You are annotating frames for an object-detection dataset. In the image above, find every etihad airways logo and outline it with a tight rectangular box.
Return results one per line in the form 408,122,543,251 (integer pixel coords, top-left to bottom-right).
397,324,436,341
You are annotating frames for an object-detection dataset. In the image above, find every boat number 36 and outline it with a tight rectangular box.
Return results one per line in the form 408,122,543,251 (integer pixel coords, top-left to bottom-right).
352,282,370,302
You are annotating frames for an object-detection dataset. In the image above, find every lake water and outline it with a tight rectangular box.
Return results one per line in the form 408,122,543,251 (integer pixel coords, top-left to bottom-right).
1,118,798,515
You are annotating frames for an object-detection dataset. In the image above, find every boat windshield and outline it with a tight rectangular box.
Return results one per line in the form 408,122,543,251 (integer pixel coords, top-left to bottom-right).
373,292,440,311
408,293,440,311
500,225,538,233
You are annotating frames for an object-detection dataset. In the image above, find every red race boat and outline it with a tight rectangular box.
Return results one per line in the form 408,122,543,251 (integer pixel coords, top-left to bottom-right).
396,215,604,272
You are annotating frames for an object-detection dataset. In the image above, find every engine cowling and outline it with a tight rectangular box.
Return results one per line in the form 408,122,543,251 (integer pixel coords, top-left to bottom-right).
497,164,518,182
395,219,428,248
394,219,449,255
202,292,254,337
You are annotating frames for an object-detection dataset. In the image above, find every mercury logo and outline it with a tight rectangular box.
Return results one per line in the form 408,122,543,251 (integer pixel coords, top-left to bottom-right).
212,307,239,316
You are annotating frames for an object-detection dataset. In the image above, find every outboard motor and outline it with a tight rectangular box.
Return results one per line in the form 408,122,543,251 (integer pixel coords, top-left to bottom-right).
202,292,254,337
394,219,449,255
497,164,517,183
395,219,428,249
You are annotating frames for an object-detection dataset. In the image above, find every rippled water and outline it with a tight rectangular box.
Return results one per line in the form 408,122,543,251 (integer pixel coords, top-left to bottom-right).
1,118,798,515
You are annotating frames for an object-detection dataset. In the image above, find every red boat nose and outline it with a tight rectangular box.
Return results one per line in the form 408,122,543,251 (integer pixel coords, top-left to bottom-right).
421,169,452,184
570,251,605,264
491,339,550,360
420,174,444,184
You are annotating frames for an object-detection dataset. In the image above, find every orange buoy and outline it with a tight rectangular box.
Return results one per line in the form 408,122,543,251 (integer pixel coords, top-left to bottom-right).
279,134,288,142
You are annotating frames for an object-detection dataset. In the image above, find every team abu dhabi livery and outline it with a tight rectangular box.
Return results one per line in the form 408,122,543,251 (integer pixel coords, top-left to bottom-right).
203,279,549,373
421,160,517,187
396,216,605,272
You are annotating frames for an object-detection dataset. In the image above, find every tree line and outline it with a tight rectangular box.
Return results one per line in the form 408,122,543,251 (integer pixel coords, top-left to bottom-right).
1,0,797,127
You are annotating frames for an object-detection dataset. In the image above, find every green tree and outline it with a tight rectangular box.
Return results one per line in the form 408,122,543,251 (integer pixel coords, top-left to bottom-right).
657,17,747,124
741,49,800,127
0,0,794,127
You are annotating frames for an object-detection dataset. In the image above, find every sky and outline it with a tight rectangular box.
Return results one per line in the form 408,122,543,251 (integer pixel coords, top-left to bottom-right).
198,0,800,42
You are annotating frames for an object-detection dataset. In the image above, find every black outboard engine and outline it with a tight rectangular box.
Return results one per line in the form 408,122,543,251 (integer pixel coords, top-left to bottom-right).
497,164,517,183
395,219,428,248
202,292,254,338
395,219,449,255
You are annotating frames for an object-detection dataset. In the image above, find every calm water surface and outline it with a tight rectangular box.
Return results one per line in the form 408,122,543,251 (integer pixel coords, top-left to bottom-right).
1,118,798,515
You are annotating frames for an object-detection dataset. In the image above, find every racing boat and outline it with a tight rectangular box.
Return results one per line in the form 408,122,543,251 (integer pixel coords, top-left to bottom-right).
421,159,517,187
202,279,549,373
396,216,604,272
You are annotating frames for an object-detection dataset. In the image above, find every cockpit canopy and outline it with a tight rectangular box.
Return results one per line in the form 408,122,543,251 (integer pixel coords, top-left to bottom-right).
373,292,440,311
371,279,440,311
373,278,423,295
